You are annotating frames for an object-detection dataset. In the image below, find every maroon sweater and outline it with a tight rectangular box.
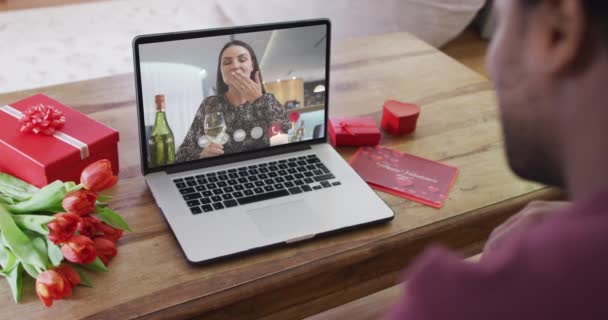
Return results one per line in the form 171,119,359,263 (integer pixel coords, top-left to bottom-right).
385,192,608,319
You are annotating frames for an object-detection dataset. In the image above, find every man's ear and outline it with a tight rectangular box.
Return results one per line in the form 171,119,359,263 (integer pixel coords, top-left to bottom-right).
525,0,586,75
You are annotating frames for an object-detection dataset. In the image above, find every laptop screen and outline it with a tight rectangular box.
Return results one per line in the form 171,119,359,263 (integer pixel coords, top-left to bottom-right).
135,21,329,171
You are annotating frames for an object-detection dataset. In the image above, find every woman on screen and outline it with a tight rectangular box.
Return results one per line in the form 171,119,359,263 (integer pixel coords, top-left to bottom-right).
176,40,290,161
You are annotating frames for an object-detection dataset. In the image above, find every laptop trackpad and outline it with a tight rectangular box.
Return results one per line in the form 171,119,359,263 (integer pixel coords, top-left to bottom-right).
248,200,320,239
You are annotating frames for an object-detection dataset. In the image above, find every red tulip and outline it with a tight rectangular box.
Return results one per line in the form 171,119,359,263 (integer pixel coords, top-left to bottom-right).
61,235,97,264
47,213,82,245
55,264,81,288
77,215,102,238
36,270,70,307
94,237,117,266
81,159,118,192
62,190,98,216
289,112,300,123
97,222,124,243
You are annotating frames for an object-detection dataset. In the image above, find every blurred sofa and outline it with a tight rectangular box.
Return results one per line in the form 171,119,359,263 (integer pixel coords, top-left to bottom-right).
0,0,488,93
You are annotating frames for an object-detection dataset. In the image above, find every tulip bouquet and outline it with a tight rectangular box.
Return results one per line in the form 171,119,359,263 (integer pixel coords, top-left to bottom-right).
0,159,131,307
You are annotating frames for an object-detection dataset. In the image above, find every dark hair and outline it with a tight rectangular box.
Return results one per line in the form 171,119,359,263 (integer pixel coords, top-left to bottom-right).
215,40,266,96
521,0,608,40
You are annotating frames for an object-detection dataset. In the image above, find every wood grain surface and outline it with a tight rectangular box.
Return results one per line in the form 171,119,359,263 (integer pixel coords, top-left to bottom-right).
0,32,564,319
306,254,482,320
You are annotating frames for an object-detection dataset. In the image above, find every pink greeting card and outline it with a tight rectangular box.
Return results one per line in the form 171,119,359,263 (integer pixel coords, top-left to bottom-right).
350,146,458,208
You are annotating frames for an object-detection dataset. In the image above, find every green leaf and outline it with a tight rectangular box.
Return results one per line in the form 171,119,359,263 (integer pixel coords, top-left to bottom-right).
7,181,67,214
22,262,39,278
70,265,93,288
1,263,23,303
0,194,15,205
0,245,17,272
0,232,8,250
13,215,54,235
32,237,46,254
97,195,112,202
0,172,39,193
95,195,112,208
80,257,108,273
0,239,8,268
0,205,49,274
0,186,31,203
64,181,83,193
95,207,132,232
0,172,39,203
46,238,63,267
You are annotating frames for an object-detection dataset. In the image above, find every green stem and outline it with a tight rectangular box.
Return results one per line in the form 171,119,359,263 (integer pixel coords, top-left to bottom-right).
7,181,67,214
0,205,49,274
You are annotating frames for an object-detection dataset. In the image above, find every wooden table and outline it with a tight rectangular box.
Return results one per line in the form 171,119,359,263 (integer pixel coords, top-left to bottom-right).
0,32,563,319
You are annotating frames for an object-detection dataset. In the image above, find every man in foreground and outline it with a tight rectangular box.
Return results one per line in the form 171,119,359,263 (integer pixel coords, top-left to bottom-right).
386,0,608,318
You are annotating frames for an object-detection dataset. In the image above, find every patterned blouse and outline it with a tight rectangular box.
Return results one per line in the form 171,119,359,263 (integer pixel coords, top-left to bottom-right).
176,93,290,162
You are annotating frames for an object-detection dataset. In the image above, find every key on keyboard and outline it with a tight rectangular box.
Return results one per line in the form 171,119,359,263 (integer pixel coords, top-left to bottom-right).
175,154,341,214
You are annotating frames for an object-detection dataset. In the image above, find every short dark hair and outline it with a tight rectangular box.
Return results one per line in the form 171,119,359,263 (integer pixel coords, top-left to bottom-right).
521,0,608,40
215,40,266,96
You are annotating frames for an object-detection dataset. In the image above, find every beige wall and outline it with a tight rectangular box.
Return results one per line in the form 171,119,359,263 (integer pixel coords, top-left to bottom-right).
264,78,304,108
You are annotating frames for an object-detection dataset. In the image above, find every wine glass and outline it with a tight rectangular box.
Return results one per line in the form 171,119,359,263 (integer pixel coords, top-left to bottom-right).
202,112,229,146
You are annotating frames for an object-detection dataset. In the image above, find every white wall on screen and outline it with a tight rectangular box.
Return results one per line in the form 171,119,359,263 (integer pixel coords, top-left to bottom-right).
140,62,203,147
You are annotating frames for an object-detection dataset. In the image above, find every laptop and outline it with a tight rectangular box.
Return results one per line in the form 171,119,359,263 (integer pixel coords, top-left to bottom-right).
132,19,394,263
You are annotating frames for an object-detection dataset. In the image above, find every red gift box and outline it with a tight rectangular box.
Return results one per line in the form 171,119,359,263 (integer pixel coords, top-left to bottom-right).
328,116,381,147
0,94,119,187
381,100,420,135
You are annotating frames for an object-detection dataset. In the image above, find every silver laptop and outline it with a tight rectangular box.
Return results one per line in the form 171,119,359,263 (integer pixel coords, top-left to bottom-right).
132,19,394,263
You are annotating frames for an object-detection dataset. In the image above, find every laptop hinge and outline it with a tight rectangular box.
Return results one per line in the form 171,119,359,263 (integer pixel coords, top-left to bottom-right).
165,143,312,174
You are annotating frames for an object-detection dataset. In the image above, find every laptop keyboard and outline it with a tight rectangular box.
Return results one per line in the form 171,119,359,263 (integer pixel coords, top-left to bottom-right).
173,154,341,214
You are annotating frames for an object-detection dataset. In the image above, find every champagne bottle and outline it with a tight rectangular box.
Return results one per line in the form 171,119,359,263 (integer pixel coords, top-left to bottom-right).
148,94,176,166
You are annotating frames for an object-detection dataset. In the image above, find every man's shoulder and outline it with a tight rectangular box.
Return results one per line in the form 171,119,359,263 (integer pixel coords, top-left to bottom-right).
410,204,608,289
526,202,608,266
384,198,608,320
